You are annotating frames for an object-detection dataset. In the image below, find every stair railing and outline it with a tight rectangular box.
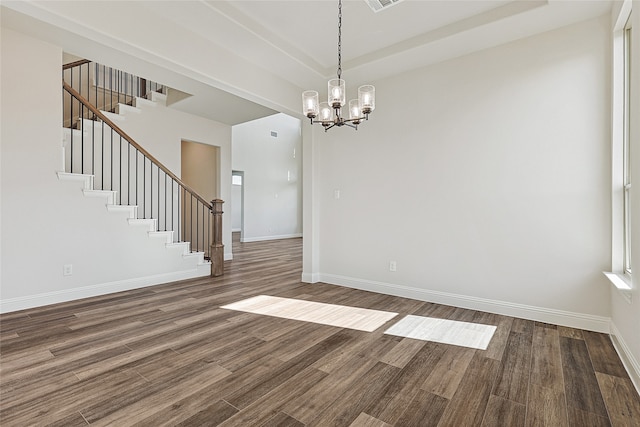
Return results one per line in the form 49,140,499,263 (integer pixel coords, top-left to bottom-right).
63,59,164,127
62,72,224,277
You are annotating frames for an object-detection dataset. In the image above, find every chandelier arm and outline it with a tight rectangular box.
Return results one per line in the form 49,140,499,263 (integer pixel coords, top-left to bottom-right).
311,119,335,125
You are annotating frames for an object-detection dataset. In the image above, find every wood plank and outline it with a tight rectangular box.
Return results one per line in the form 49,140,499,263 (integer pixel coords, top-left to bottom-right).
260,411,305,427
308,328,370,373
283,354,378,424
530,326,564,391
511,317,534,335
557,326,584,339
378,337,426,368
366,342,447,424
525,383,568,427
492,331,532,404
437,352,500,426
535,322,558,330
0,371,80,410
86,361,232,425
218,366,327,426
349,413,392,427
481,395,526,426
420,345,476,399
474,312,514,361
1,345,132,406
566,406,611,427
583,331,629,378
0,348,54,374
560,336,609,418
267,323,344,362
42,411,89,427
1,368,149,425
306,361,402,427
223,330,347,410
595,372,640,424
394,389,449,427
447,306,478,322
172,400,238,427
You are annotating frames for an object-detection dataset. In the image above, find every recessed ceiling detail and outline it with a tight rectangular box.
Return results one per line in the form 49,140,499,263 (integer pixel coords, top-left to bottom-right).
365,0,404,13
1,0,613,120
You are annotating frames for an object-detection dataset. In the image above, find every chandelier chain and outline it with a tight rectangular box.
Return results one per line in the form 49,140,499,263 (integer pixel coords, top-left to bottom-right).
337,0,342,80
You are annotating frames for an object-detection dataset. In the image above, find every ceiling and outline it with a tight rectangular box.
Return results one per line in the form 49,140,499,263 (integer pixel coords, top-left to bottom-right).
1,0,613,124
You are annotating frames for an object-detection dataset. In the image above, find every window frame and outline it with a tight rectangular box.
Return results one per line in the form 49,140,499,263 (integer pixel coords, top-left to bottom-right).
607,1,633,300
622,16,632,278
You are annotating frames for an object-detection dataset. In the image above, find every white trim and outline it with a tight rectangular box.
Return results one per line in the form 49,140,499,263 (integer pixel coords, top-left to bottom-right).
241,233,302,243
610,321,640,396
319,274,611,333
614,0,633,31
133,96,157,108
224,252,234,261
0,268,209,314
232,228,242,232
603,271,633,303
56,171,94,189
611,0,633,275
301,272,320,283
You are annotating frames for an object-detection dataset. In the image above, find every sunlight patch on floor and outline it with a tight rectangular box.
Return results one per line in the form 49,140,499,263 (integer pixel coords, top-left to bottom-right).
221,295,398,332
384,315,496,349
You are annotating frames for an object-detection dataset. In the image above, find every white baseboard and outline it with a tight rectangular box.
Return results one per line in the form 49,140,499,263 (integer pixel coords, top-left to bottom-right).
224,252,233,261
232,228,241,232
301,272,320,283
241,233,302,243
319,274,611,333
610,321,640,395
0,268,210,314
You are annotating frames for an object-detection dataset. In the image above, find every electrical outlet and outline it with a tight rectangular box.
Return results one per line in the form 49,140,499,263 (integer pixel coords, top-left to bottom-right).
63,264,73,276
389,261,397,272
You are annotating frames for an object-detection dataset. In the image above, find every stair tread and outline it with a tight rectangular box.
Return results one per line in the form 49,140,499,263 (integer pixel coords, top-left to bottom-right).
133,97,157,108
116,103,141,114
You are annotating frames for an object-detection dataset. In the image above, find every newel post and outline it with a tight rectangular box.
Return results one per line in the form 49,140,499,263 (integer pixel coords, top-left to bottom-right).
210,199,224,277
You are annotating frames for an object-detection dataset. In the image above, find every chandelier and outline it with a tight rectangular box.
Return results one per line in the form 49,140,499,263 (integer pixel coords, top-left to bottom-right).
302,0,375,131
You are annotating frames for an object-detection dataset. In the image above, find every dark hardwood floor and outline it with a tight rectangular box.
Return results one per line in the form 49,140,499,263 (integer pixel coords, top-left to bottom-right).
1,234,639,426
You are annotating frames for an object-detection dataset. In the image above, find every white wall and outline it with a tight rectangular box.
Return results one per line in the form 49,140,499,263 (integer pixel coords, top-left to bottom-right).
0,28,210,312
610,1,640,391
307,16,613,331
232,114,302,242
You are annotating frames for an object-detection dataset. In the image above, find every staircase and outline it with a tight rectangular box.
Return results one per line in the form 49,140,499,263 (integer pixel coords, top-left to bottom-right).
59,60,224,278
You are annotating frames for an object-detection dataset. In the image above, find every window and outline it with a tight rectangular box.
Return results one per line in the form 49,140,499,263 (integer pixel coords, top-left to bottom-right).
607,2,633,299
623,17,632,277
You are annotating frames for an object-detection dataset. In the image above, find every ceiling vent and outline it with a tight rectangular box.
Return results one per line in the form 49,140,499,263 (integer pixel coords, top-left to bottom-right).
365,0,404,13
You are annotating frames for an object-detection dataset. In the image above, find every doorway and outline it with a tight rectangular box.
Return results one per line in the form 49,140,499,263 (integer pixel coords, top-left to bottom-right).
181,140,219,201
231,170,245,242
180,140,219,254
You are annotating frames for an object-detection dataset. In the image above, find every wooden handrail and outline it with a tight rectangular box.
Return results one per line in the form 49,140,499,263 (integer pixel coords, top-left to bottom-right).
62,81,212,209
63,59,92,70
